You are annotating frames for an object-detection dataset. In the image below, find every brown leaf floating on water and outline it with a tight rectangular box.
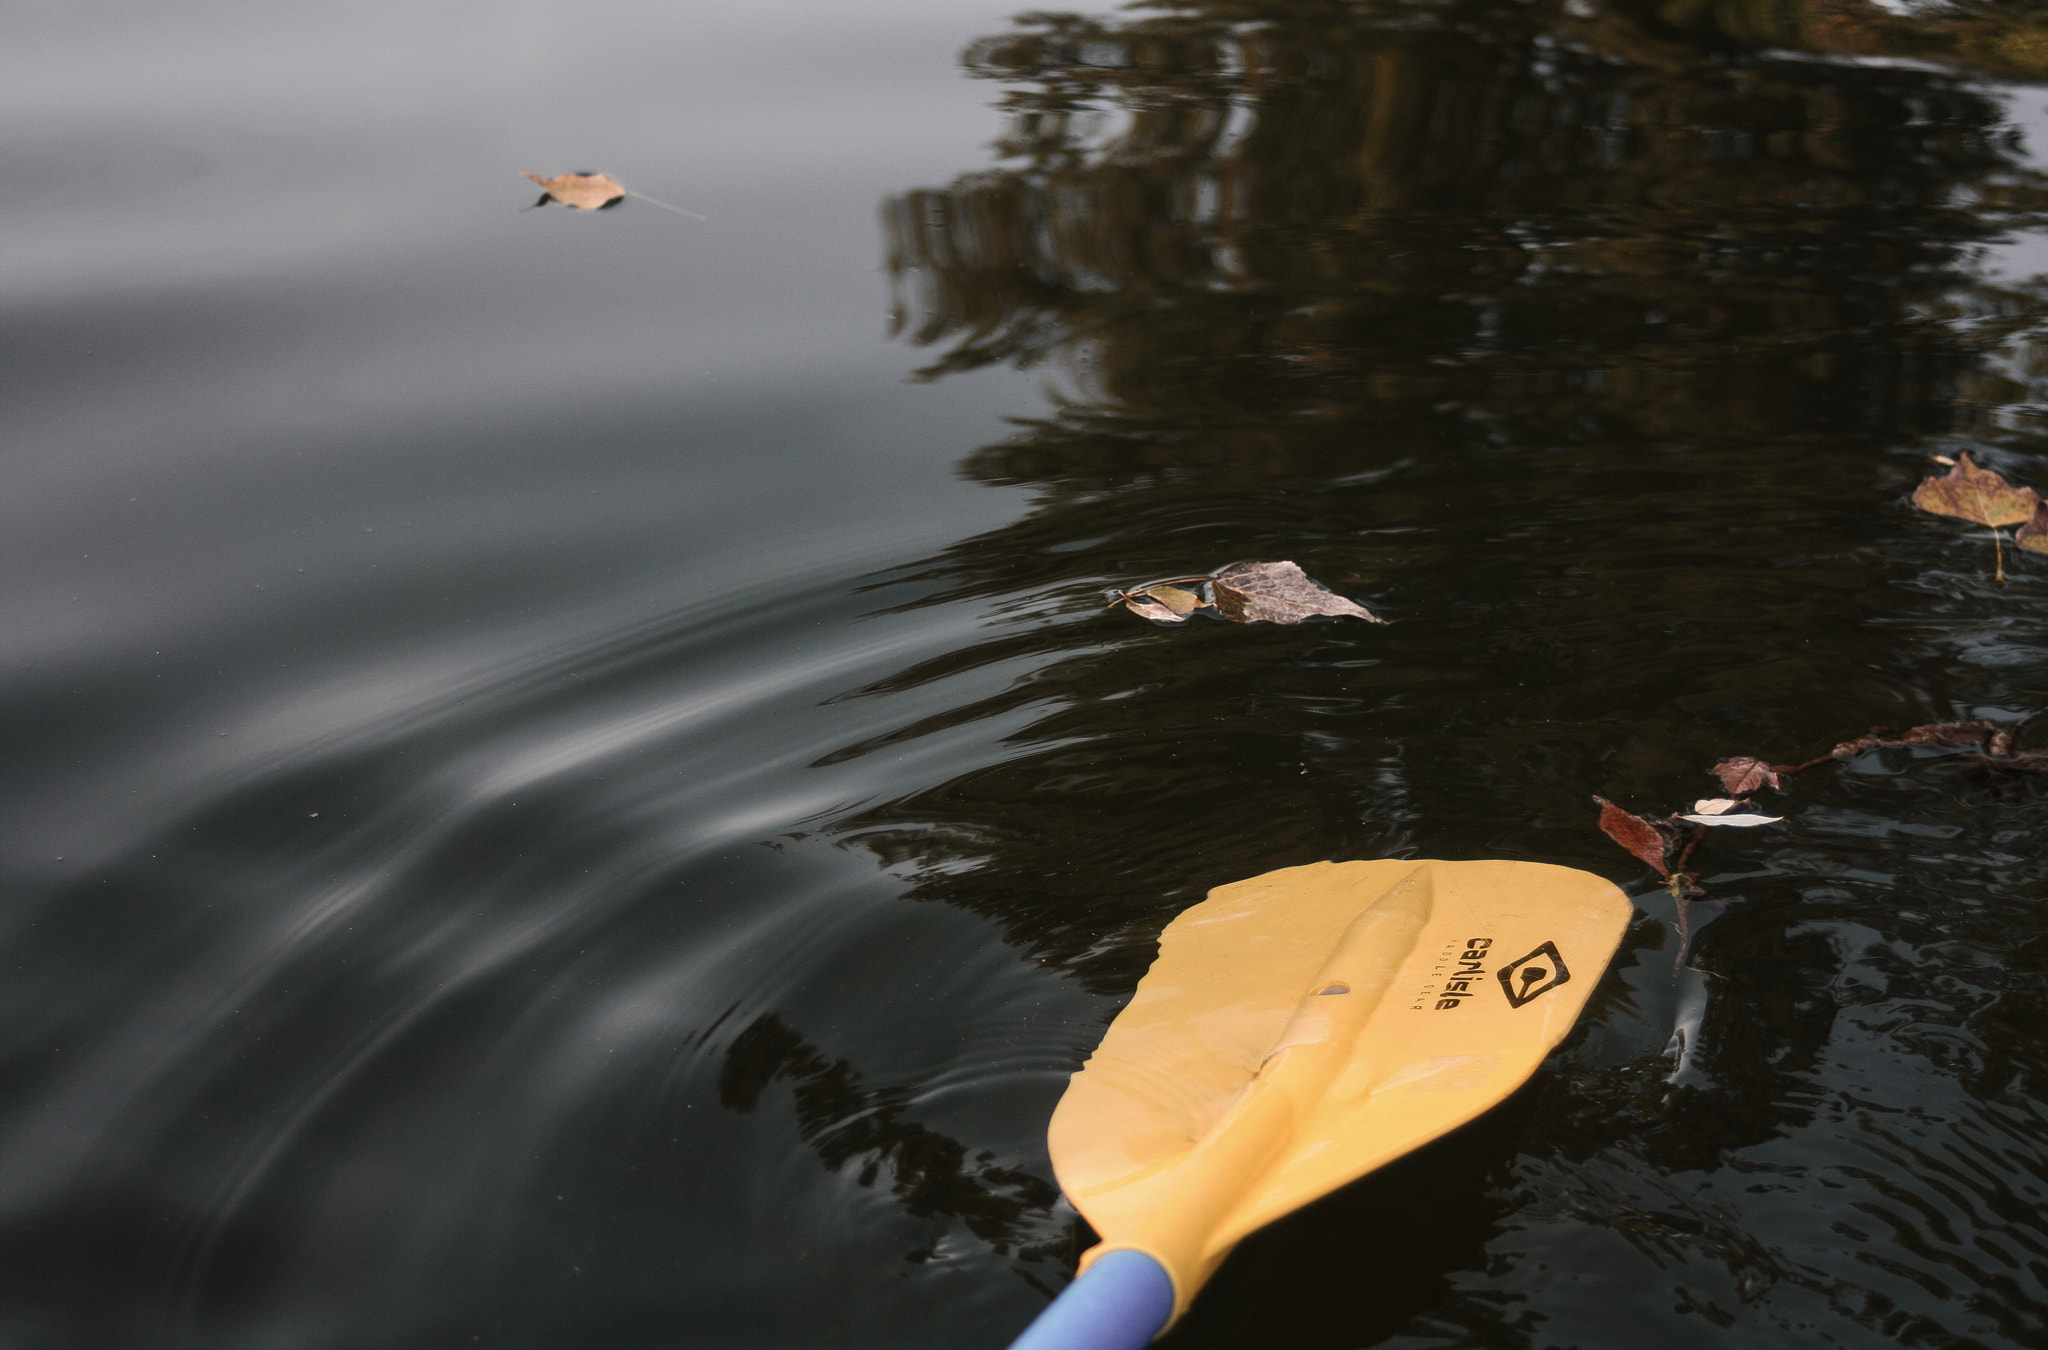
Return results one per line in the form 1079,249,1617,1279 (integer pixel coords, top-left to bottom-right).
2019,499,2048,556
522,171,627,210
1107,562,1378,627
1142,584,1205,616
1712,756,1780,795
1912,453,2039,526
1209,561,1383,625
1594,796,1675,877
1912,452,2040,581
1108,580,1211,624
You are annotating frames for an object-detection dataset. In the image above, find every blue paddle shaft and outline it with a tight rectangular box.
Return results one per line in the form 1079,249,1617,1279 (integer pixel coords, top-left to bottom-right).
1006,1249,1175,1350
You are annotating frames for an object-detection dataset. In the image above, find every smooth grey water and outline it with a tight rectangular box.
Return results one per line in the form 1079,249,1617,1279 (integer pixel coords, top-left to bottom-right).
10,0,2048,1347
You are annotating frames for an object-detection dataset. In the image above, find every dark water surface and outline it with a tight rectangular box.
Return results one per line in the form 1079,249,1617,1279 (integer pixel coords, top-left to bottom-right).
9,0,2048,1346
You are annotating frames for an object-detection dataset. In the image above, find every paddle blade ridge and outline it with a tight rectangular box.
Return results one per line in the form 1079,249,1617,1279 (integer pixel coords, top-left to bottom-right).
1046,858,1632,1318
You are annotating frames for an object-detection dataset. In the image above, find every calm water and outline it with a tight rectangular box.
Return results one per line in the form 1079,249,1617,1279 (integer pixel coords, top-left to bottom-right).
8,0,2048,1346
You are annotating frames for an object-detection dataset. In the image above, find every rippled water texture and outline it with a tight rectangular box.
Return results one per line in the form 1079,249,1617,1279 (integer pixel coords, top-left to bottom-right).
9,0,2048,1346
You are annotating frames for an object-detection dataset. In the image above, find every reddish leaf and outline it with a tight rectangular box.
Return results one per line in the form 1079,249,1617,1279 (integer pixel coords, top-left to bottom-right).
522,171,627,210
1711,756,1780,795
1209,561,1382,624
1594,796,1672,876
2020,500,2048,555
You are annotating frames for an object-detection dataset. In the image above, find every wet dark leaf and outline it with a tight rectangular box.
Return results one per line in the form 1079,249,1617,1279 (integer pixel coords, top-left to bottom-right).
1208,561,1382,625
1594,796,1674,876
1832,720,1999,759
1712,756,1780,794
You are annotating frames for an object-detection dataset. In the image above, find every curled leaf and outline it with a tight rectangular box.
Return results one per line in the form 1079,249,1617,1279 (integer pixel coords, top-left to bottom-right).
1594,796,1674,877
522,171,627,210
1209,561,1382,625
1678,811,1783,827
1711,756,1780,795
1119,595,1190,623
1142,584,1205,616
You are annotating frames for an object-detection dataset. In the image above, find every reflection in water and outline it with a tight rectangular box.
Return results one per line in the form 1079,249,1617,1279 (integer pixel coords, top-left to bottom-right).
843,1,2048,1344
718,1013,1067,1272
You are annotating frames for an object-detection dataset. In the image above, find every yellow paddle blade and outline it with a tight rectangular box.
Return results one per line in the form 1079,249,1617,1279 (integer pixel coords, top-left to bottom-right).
1047,858,1632,1320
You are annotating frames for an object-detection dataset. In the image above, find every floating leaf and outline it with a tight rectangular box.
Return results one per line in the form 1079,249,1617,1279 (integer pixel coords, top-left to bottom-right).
1912,452,2040,581
1594,796,1675,876
1678,811,1783,827
1711,756,1780,795
1832,720,1999,759
1209,561,1382,625
1691,798,1744,815
1106,579,1211,624
1143,584,1205,616
1912,453,2038,525
2019,500,2048,556
522,171,627,210
520,171,707,218
1118,594,1190,623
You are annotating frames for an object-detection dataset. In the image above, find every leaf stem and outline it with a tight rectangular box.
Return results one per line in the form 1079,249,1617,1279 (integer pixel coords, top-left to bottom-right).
626,190,708,220
1994,524,2006,583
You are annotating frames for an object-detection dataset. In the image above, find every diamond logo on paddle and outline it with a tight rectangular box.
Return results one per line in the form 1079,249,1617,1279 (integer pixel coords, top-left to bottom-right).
1496,942,1570,1008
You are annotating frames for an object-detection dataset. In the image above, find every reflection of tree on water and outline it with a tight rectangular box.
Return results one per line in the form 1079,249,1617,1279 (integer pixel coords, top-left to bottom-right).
886,0,2048,469
718,1014,1069,1274
837,0,2048,1168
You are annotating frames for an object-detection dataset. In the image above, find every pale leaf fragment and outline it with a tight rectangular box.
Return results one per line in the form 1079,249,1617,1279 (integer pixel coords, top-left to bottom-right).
1678,812,1783,827
1691,798,1744,815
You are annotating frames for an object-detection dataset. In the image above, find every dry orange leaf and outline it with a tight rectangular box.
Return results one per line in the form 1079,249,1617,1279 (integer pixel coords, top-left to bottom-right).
1912,452,2041,581
521,171,627,210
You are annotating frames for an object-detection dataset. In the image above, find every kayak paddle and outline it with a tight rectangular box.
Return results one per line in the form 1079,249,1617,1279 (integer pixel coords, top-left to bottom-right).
1007,858,1632,1350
